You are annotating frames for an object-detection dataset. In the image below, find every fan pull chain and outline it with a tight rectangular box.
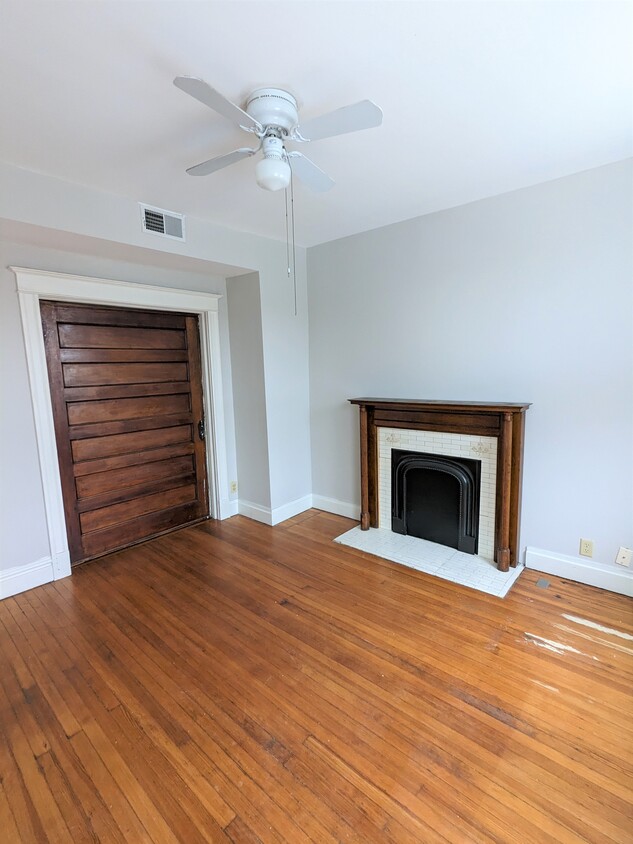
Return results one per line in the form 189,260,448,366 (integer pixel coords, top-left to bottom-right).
285,185,291,279
290,170,297,317
284,174,298,317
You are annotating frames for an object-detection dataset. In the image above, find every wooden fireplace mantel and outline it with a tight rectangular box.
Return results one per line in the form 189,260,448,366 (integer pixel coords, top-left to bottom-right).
349,399,530,572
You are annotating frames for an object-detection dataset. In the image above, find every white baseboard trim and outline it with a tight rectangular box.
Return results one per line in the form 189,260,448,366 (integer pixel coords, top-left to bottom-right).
220,498,239,518
238,495,314,526
52,550,72,580
1,556,56,600
271,495,314,526
312,495,360,522
525,547,633,597
238,499,273,525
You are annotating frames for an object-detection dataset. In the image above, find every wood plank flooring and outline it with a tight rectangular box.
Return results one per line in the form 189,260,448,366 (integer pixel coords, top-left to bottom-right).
1,510,632,843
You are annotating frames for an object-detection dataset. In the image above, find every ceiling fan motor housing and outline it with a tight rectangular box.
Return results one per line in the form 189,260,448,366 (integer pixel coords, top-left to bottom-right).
246,88,298,133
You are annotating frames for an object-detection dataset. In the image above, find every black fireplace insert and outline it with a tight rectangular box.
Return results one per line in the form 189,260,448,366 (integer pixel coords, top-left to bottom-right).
391,449,481,554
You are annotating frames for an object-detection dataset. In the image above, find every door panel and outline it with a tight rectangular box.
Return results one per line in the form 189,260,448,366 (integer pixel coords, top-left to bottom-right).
63,382,190,401
41,301,210,564
67,394,190,425
70,425,192,462
79,484,197,533
75,455,194,499
60,348,189,363
80,504,200,558
58,324,187,349
62,361,188,386
71,442,194,477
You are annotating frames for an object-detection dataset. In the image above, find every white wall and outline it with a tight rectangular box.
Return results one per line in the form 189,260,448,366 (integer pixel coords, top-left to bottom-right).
0,161,313,579
307,160,633,579
227,272,271,509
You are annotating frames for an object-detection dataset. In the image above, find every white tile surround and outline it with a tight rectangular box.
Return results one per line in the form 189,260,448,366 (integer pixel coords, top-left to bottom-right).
335,526,523,598
378,427,498,562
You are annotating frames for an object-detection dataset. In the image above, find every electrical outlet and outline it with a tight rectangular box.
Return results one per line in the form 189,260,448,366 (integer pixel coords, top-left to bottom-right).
230,481,238,494
615,546,632,567
579,538,594,558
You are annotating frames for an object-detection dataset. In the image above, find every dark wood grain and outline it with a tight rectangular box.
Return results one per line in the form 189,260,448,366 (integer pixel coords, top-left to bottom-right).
359,406,369,530
72,442,195,477
64,381,191,402
79,484,197,533
70,423,192,462
496,412,514,572
1,510,631,843
68,413,194,442
75,455,194,498
67,393,190,425
58,323,187,349
40,301,209,565
60,348,189,363
75,471,196,514
52,303,186,329
185,316,209,513
80,505,205,558
62,361,188,387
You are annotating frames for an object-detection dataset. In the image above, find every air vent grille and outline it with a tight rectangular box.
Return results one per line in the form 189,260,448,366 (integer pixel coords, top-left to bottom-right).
139,204,185,241
144,209,165,233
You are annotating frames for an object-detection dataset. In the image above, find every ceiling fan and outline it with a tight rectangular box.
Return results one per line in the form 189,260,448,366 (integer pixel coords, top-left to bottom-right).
174,77,383,192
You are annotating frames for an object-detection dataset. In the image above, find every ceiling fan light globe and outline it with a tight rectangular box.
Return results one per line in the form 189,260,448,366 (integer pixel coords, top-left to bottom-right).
255,156,291,191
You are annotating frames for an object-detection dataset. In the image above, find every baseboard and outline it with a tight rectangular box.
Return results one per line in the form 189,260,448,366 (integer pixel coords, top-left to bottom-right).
271,495,313,526
525,547,633,597
52,550,72,580
238,495,314,526
238,499,273,525
312,495,360,521
219,498,239,518
1,556,55,600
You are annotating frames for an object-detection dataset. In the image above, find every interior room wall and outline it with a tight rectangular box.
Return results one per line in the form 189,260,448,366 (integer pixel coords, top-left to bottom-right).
258,244,313,515
227,272,271,510
0,161,313,584
0,236,235,571
307,159,633,578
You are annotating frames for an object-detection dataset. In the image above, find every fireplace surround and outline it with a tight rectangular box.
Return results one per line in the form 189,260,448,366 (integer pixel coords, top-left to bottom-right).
349,399,530,571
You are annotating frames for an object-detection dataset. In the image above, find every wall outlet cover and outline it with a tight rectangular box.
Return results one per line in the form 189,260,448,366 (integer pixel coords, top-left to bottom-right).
615,546,632,567
579,538,594,558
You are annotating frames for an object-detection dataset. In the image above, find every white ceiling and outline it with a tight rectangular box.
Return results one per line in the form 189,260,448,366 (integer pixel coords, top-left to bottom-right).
1,1,631,247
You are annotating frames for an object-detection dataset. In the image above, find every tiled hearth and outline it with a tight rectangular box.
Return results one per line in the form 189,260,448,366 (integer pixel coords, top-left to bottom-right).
335,526,523,597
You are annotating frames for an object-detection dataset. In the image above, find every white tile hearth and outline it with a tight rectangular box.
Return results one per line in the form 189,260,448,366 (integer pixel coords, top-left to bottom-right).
334,526,523,598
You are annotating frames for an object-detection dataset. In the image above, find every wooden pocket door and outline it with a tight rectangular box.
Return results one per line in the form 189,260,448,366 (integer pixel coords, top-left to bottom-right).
41,301,210,564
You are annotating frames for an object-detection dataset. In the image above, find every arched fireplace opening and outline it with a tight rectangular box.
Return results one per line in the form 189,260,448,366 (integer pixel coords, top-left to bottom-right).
391,449,481,554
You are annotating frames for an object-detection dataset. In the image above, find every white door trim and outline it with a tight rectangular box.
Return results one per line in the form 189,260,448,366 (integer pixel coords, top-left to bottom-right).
12,267,229,583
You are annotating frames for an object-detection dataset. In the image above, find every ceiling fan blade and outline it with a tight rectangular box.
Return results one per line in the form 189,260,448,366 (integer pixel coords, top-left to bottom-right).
186,147,257,177
174,76,261,131
288,152,335,192
297,100,382,142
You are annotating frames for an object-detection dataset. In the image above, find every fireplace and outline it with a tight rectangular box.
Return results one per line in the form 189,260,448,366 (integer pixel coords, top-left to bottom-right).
349,399,530,571
391,449,481,554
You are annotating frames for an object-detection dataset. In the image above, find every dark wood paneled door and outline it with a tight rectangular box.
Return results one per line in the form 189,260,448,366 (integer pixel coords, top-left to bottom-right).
41,301,210,564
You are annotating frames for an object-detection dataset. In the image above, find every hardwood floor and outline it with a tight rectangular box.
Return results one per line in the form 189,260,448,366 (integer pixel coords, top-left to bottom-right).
1,510,632,843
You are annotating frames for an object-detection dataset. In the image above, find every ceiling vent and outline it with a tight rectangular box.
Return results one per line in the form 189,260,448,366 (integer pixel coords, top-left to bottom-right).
139,203,185,241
